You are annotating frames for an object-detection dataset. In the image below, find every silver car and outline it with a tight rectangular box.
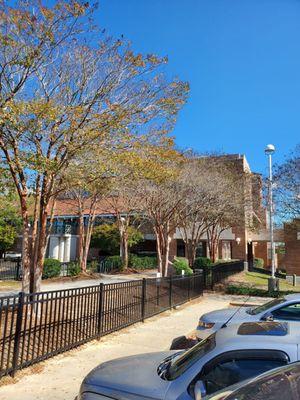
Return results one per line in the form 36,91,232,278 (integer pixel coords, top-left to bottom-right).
197,294,300,339
78,321,300,400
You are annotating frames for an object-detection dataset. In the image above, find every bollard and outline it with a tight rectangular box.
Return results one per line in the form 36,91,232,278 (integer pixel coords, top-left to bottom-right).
293,274,297,287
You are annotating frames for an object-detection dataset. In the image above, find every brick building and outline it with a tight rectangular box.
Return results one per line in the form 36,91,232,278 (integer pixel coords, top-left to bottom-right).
46,154,271,267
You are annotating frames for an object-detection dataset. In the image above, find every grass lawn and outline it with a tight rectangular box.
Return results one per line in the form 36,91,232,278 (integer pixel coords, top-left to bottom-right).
231,271,300,292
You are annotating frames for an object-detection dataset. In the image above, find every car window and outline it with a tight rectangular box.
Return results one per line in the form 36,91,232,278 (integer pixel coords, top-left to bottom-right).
201,358,287,395
225,364,300,400
163,334,216,380
248,298,286,315
272,303,300,321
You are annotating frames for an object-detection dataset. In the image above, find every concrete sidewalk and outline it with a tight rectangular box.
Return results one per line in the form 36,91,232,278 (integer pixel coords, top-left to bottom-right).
0,271,157,297
0,294,233,400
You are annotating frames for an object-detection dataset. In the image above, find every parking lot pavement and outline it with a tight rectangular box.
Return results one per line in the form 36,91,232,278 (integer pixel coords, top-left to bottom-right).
0,294,233,400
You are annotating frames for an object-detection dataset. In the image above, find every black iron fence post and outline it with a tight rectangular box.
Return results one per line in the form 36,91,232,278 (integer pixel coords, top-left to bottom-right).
16,258,21,281
188,276,191,301
97,283,104,337
11,291,25,377
169,276,173,309
141,278,146,322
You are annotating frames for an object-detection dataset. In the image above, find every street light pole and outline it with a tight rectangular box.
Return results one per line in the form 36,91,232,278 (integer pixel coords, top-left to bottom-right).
265,144,277,291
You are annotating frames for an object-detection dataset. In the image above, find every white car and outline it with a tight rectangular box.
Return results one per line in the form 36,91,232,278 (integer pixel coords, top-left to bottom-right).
197,294,300,339
78,321,299,400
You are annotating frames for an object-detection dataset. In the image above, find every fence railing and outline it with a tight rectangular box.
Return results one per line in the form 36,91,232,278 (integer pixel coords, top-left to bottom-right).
203,260,245,290
0,273,204,379
0,258,22,281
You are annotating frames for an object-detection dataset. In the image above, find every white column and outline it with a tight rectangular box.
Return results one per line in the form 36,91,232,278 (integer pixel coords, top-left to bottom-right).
64,235,71,262
58,238,65,262
48,236,59,260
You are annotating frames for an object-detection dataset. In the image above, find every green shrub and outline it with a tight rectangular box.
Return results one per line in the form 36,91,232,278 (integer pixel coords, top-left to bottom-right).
254,257,264,268
194,257,212,269
129,254,157,270
225,284,295,298
87,260,99,272
67,261,81,277
43,258,61,279
173,257,193,276
105,255,123,270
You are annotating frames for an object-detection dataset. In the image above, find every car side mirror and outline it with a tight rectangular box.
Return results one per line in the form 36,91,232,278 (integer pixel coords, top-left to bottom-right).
194,380,206,400
261,313,274,322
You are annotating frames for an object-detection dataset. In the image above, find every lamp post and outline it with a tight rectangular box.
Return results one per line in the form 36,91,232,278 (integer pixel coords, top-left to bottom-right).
265,144,278,292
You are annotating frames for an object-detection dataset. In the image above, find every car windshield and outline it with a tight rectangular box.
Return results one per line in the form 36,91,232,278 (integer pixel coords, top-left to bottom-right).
246,298,286,315
159,334,216,381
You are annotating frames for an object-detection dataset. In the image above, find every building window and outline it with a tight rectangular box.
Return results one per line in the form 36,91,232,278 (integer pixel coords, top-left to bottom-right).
196,241,207,258
177,240,186,257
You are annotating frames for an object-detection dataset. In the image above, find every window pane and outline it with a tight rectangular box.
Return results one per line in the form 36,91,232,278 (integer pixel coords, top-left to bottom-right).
203,359,287,395
273,303,300,321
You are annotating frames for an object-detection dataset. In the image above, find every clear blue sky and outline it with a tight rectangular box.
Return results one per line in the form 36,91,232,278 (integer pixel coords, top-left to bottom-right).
96,0,299,175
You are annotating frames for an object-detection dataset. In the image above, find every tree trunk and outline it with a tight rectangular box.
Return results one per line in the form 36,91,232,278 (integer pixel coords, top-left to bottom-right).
162,232,171,277
33,208,48,293
123,232,129,270
78,213,84,268
186,239,197,267
21,218,31,293
154,226,163,275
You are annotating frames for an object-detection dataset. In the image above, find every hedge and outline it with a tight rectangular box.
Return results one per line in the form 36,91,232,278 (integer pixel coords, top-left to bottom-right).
67,261,81,277
173,257,193,276
225,284,295,298
43,258,61,279
129,254,157,270
194,257,212,269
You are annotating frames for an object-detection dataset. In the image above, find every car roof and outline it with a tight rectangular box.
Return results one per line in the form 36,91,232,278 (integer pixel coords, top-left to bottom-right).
215,321,300,347
284,293,300,301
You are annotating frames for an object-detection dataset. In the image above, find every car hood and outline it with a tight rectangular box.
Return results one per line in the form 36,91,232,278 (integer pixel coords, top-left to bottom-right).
80,351,176,400
201,307,251,324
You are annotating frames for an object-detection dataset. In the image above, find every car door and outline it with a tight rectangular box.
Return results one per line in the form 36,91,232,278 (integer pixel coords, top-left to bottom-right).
188,349,290,398
270,303,300,321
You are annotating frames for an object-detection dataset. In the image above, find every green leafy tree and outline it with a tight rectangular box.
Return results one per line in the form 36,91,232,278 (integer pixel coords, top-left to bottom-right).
91,223,143,263
0,1,188,293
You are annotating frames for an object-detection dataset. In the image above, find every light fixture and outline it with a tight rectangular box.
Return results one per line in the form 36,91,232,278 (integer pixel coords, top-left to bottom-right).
235,237,241,245
265,144,275,155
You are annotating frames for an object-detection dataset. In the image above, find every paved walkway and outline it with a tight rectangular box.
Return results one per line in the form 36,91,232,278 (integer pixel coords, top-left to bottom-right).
0,271,157,297
0,294,236,400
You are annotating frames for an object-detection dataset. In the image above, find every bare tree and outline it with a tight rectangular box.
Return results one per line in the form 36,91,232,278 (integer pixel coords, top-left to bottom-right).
274,144,300,221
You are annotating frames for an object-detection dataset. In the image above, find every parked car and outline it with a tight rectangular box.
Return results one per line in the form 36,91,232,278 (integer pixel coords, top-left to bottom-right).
3,251,21,259
197,294,300,339
78,321,299,400
205,361,300,400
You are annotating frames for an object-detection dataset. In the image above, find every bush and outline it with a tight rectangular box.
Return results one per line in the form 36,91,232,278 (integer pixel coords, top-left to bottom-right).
254,257,264,268
105,255,123,270
87,260,99,272
173,257,193,276
67,261,81,277
129,254,157,270
225,284,295,298
194,257,212,269
43,258,61,279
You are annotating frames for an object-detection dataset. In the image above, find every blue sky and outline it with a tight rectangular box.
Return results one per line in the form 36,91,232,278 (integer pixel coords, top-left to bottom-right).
96,0,299,175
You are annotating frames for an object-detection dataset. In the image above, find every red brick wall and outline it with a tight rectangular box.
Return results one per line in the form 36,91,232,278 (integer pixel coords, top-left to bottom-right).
284,220,300,275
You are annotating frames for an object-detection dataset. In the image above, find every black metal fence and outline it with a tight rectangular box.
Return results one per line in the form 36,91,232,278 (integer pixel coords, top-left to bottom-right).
0,273,204,379
203,260,245,290
0,258,22,281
